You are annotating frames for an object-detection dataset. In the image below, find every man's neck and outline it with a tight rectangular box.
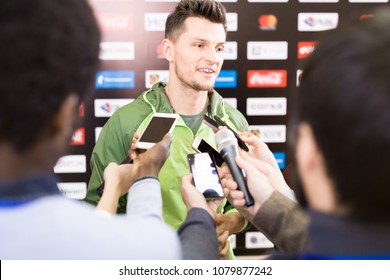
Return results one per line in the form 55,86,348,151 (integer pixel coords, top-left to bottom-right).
0,144,53,182
165,83,209,115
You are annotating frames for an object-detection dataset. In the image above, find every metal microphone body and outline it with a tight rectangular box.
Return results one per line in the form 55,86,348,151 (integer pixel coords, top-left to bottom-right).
216,129,254,207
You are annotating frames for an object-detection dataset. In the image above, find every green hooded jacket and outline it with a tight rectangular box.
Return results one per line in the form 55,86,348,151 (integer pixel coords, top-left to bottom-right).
86,82,249,231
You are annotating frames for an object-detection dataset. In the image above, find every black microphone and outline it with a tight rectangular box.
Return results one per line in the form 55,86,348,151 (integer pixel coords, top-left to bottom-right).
215,129,254,207
96,155,133,197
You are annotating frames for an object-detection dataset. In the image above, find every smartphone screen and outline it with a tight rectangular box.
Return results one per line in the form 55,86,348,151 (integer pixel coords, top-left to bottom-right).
137,113,179,149
187,153,224,199
192,137,224,167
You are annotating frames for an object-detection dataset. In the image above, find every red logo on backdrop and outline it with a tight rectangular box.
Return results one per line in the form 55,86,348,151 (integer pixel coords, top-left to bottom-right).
297,42,317,59
79,102,84,117
156,42,164,59
95,13,134,32
71,128,85,146
247,70,287,88
359,13,374,21
258,14,278,30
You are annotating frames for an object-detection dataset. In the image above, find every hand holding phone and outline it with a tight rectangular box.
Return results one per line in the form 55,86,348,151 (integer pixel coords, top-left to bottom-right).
187,153,224,200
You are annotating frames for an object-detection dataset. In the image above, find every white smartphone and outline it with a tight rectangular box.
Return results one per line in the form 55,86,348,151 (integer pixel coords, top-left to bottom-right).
187,152,224,200
136,112,179,150
192,136,224,167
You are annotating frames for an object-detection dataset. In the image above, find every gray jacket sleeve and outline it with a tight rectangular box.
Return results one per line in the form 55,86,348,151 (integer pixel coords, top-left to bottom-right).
126,178,164,222
178,208,219,260
252,191,309,254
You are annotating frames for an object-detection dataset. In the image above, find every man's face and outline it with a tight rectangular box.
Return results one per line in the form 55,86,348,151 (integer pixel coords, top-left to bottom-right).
169,17,226,92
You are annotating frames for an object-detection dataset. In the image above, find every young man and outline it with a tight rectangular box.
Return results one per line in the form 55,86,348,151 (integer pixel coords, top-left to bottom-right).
0,0,219,260
86,0,248,258
222,12,390,258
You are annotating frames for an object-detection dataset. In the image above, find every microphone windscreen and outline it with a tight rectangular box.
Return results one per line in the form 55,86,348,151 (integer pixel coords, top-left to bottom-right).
215,129,238,152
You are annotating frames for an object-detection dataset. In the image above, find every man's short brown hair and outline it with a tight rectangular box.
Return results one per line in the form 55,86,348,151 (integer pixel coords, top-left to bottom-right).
165,0,227,42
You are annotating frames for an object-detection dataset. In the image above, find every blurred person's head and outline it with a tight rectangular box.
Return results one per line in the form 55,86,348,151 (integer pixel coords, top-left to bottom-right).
0,0,100,176
163,0,227,92
292,11,390,222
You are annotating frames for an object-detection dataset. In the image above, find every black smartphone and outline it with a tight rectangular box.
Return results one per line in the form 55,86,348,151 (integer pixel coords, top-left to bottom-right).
187,153,224,200
192,136,224,167
137,112,179,150
202,115,219,133
213,115,249,152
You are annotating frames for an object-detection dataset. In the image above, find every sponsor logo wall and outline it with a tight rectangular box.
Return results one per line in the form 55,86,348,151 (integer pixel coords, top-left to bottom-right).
56,0,389,256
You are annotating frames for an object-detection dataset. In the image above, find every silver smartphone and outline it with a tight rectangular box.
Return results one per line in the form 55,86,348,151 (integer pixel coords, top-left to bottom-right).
187,152,224,200
137,112,179,150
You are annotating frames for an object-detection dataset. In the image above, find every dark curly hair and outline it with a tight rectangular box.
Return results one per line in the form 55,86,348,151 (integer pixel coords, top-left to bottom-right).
165,0,227,42
0,0,100,152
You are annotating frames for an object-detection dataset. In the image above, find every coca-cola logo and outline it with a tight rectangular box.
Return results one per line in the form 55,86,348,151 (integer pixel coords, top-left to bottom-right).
247,70,287,88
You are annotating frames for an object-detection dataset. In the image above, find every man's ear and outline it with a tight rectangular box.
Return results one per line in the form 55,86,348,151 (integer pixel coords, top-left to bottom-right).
50,94,80,139
296,122,337,213
162,38,174,62
296,123,318,175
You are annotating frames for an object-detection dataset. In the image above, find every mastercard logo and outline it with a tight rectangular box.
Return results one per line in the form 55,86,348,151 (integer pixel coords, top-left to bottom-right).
258,14,278,30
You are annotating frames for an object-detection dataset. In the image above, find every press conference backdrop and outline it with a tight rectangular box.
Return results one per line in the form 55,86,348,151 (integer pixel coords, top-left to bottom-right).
55,0,389,256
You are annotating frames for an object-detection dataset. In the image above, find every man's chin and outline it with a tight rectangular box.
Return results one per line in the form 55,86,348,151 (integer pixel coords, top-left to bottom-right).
194,82,215,92
192,84,214,91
